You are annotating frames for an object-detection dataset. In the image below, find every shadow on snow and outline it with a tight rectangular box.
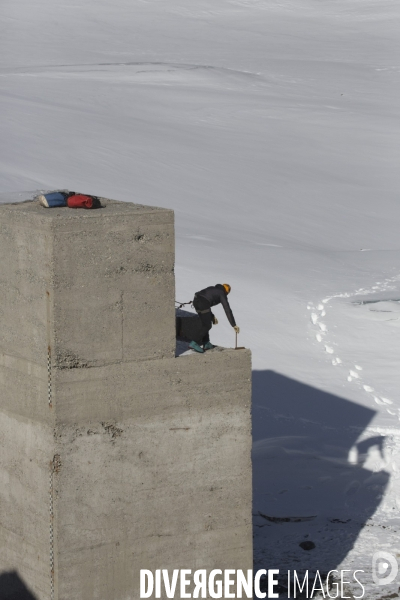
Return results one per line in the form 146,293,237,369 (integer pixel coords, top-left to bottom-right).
252,370,389,594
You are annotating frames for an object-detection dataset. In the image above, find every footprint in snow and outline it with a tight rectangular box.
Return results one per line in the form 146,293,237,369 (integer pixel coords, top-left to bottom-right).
382,397,393,404
311,275,400,405
374,396,393,406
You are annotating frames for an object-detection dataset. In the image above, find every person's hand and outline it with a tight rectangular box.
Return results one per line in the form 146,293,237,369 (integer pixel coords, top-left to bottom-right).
233,325,240,334
212,315,218,325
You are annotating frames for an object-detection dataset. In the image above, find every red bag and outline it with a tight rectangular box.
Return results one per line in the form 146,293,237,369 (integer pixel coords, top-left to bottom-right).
67,194,94,209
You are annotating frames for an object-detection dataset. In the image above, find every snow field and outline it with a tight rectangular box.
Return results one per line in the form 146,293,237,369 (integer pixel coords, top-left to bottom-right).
1,0,400,597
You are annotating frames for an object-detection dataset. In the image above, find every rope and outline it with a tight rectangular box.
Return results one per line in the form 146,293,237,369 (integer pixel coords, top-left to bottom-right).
49,465,54,600
48,344,55,599
49,455,62,600
175,300,193,309
47,346,52,408
46,288,55,599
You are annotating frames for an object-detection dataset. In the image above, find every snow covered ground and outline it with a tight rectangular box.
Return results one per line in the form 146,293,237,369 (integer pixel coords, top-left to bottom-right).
1,0,400,597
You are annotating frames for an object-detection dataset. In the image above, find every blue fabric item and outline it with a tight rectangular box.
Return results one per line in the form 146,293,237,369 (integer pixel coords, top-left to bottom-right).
39,192,67,207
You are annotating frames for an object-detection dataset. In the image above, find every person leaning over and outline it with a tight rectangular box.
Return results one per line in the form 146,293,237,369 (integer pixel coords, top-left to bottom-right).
189,283,240,353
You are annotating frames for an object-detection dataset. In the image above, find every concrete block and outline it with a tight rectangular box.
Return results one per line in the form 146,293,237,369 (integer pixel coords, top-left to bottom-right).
0,198,176,368
53,350,252,600
0,412,53,599
0,196,252,600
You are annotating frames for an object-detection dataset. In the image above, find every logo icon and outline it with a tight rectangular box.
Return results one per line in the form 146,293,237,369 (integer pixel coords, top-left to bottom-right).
372,551,398,585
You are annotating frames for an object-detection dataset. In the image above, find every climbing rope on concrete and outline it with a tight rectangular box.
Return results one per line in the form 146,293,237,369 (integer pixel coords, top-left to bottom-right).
49,465,54,600
47,346,52,408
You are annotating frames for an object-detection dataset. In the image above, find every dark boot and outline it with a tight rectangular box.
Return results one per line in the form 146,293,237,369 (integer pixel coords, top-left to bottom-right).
203,342,215,350
189,340,204,353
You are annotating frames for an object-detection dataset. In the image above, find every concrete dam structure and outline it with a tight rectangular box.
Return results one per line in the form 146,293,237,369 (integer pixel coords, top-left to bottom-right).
0,197,252,599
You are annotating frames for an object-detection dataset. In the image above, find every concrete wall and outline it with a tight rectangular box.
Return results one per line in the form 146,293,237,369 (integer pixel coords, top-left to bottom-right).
0,197,252,600
0,413,53,600
0,207,51,368
54,350,252,599
0,204,55,598
50,199,175,366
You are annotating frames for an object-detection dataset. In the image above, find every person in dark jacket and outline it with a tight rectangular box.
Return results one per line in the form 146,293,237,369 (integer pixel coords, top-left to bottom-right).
189,283,240,353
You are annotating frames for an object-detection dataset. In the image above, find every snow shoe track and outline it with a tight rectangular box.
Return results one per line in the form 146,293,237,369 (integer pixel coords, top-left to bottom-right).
308,274,400,421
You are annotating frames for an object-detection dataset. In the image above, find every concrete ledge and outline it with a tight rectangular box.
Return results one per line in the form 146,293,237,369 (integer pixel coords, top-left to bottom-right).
53,348,251,423
53,349,252,599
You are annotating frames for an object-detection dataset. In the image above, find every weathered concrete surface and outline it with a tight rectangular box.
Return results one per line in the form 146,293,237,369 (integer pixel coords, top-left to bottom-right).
0,198,175,367
53,349,252,599
0,412,53,600
51,200,175,366
0,209,51,368
0,197,252,600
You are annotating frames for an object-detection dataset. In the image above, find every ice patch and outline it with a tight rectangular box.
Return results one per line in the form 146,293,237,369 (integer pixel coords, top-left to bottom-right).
318,322,327,332
363,385,374,393
325,345,334,354
311,313,318,324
